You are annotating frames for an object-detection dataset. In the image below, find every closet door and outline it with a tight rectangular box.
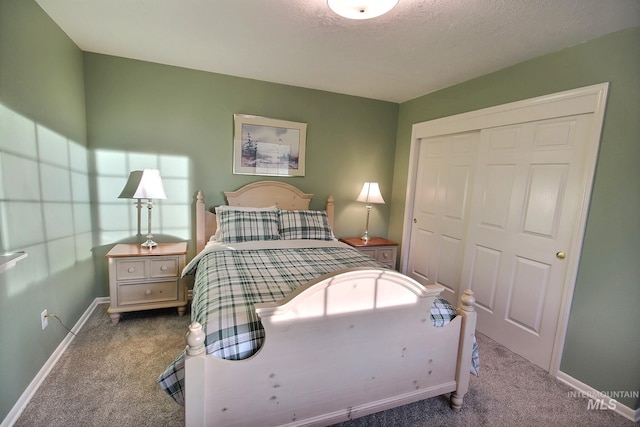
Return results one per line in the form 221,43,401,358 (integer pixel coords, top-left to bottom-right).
460,114,593,370
406,132,477,304
403,84,608,373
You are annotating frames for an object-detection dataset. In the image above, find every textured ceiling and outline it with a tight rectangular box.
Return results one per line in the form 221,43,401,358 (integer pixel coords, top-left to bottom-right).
35,0,640,103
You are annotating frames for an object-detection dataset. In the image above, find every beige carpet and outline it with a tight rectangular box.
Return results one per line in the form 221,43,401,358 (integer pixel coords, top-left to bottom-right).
15,304,186,427
15,303,636,426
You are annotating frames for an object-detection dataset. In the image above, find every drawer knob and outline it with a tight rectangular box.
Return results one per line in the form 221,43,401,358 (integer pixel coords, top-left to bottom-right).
382,253,389,258
160,265,168,271
145,289,152,296
128,267,136,273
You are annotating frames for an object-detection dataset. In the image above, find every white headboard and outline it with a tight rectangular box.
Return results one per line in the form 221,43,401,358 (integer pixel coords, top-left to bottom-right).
195,181,334,252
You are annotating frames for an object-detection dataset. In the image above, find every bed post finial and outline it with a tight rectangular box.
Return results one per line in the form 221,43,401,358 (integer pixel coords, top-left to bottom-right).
326,195,335,230
195,191,209,253
460,289,475,312
186,322,205,356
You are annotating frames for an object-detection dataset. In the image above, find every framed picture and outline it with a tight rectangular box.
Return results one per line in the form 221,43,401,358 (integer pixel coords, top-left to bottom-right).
233,114,307,177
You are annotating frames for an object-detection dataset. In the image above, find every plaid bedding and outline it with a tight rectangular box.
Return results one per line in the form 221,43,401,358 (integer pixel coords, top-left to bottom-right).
158,243,479,405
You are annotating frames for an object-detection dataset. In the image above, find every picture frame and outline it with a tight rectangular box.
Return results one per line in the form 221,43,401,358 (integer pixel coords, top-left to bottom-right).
233,114,307,177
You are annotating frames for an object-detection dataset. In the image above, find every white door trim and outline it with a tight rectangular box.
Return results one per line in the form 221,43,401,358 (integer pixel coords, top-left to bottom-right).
401,82,609,375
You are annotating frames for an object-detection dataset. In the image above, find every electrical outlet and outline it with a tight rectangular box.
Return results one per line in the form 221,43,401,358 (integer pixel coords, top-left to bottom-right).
41,309,48,330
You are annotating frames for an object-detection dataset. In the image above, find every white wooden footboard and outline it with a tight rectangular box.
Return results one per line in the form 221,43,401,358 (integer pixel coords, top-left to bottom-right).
184,268,476,427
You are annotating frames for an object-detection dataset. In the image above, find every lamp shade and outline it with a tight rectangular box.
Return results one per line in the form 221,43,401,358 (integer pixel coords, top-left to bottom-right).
328,0,398,19
356,182,385,204
118,169,167,200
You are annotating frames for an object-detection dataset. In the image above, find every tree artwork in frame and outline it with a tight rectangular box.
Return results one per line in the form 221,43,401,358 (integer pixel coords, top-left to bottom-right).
233,114,307,177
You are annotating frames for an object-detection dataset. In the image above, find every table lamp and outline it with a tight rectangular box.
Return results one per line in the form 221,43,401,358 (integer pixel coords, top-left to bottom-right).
118,169,167,248
356,182,385,243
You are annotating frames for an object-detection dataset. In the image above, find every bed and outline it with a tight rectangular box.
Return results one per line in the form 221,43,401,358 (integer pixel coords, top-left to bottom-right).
158,181,477,426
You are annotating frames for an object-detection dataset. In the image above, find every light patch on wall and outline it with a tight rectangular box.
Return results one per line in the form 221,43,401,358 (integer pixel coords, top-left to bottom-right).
0,153,41,200
0,103,93,296
93,149,191,246
0,104,192,297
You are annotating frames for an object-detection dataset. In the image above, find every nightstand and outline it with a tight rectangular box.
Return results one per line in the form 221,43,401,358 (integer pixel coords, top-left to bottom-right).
106,242,188,324
339,237,398,270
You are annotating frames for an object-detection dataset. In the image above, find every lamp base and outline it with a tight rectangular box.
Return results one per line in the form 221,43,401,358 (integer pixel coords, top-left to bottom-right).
141,238,158,248
361,205,372,243
142,199,158,248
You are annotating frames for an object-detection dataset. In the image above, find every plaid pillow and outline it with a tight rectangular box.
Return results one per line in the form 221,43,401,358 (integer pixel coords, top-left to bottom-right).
216,209,280,243
278,210,334,241
213,205,278,242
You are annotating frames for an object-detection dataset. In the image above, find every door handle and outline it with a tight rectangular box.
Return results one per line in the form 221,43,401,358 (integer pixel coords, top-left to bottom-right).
556,252,566,259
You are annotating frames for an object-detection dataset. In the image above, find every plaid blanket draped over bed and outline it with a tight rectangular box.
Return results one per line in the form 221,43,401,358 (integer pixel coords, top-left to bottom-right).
158,243,479,405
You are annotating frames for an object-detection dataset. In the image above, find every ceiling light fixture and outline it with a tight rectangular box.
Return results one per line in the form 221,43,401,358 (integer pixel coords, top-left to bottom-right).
328,0,398,20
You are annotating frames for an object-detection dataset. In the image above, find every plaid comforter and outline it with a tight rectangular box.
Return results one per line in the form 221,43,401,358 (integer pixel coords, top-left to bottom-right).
158,241,478,405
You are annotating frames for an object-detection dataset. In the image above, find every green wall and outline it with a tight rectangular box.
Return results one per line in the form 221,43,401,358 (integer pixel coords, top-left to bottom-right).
83,54,399,254
391,27,640,410
2,0,638,420
0,0,95,421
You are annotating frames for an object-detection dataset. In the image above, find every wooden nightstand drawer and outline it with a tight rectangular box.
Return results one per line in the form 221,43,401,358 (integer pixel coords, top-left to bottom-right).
115,259,147,280
150,257,179,278
117,280,179,306
376,248,395,265
357,248,376,258
339,237,398,270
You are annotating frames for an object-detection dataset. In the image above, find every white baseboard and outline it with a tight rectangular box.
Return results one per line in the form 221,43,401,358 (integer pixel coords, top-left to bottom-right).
1,297,109,427
556,370,639,422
